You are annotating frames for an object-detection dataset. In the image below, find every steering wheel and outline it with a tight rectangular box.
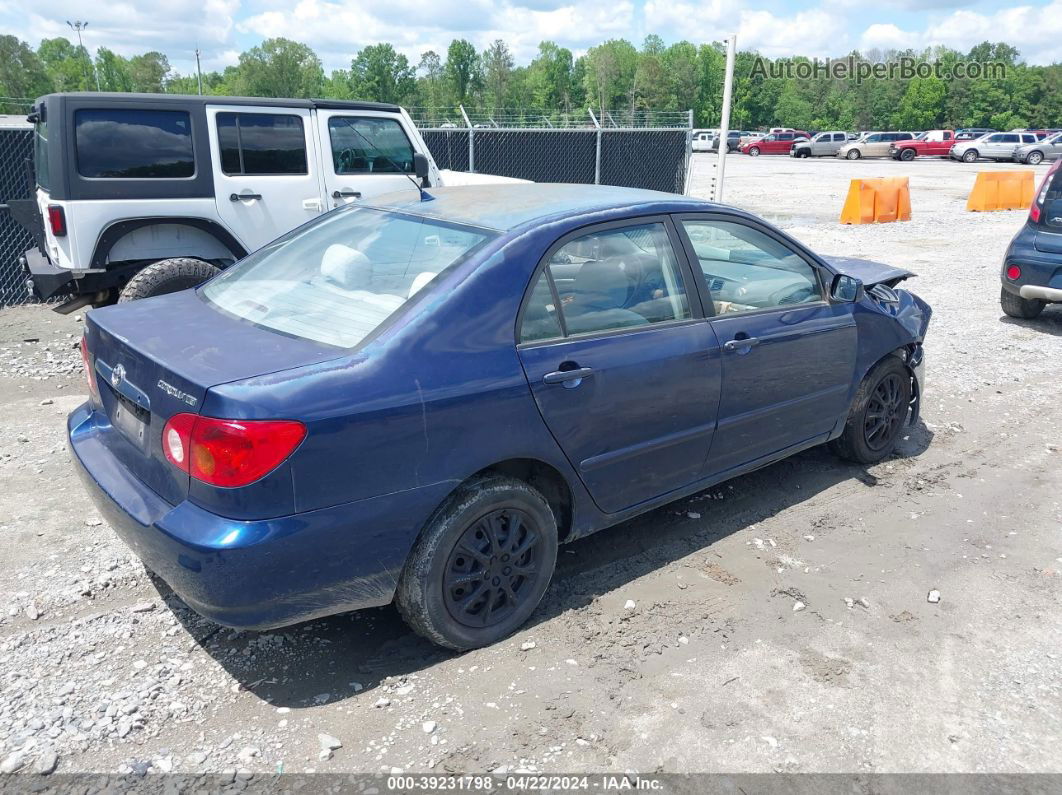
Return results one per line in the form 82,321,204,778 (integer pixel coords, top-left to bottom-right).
769,283,815,306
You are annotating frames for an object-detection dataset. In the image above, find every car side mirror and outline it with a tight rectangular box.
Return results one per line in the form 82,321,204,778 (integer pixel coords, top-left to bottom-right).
413,152,430,185
831,274,865,302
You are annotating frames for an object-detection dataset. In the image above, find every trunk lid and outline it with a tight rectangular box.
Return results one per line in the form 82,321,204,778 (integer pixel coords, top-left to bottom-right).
84,289,345,504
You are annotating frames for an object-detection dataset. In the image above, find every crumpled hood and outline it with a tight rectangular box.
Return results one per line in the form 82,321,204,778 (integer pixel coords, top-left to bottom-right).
821,255,915,287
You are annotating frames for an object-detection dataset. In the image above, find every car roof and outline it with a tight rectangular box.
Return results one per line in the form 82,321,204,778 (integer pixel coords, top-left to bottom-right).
36,92,400,113
361,183,722,232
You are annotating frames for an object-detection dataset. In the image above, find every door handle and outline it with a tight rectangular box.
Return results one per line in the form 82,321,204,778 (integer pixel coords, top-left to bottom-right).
723,337,760,352
543,367,594,386
332,189,362,199
230,192,262,202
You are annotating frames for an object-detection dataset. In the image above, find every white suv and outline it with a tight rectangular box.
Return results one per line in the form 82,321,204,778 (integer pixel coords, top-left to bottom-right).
19,92,446,309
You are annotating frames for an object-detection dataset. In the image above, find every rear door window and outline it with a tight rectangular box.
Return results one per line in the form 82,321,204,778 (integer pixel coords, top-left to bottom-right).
74,109,194,179
216,113,307,175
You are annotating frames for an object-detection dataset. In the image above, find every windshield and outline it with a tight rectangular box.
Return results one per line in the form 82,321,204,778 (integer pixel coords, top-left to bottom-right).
202,207,494,348
1046,133,1062,144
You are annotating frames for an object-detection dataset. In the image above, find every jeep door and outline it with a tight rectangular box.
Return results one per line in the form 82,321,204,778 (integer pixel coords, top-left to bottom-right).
316,109,425,207
207,105,326,252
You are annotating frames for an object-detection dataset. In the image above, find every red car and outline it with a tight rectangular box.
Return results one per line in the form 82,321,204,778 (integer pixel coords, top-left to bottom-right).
741,131,810,156
890,130,955,160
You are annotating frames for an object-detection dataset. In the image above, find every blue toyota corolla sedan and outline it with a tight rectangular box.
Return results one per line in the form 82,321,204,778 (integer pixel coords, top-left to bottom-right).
70,184,931,650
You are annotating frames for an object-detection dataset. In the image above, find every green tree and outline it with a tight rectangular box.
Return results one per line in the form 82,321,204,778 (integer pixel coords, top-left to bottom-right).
128,52,170,93
482,40,514,112
445,39,480,105
416,50,446,109
525,41,573,110
893,76,946,129
583,39,638,113
95,48,132,92
38,37,93,92
0,36,53,110
227,38,323,98
348,44,415,103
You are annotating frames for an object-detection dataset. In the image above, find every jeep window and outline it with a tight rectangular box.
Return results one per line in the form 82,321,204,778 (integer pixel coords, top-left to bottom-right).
201,206,493,348
33,115,49,191
328,117,415,174
216,113,307,176
74,109,194,179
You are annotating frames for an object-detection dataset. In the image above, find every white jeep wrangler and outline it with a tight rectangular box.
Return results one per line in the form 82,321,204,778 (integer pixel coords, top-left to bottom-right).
18,92,451,310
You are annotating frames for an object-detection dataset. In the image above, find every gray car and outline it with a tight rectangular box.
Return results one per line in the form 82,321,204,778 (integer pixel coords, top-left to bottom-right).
950,131,1039,163
1013,132,1062,165
791,131,854,158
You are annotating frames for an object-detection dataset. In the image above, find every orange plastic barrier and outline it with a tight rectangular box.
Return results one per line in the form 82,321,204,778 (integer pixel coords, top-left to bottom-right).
839,177,912,224
966,171,1035,212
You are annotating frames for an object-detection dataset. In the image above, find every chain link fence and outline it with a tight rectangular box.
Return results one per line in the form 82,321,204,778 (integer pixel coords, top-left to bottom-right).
0,126,33,307
416,107,692,195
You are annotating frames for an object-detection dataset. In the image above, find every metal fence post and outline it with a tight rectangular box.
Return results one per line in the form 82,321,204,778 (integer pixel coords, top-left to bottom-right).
715,34,737,203
460,104,475,173
684,109,694,194
588,108,602,185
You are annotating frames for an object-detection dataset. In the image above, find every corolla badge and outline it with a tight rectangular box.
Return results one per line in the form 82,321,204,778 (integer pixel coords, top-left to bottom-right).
110,363,125,389
157,379,198,407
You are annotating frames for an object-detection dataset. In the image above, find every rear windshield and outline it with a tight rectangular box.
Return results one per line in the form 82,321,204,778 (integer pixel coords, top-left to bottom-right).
75,109,194,178
34,115,49,191
201,207,494,348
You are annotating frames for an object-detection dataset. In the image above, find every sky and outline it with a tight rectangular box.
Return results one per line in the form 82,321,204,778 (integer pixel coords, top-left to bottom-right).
2,0,1060,78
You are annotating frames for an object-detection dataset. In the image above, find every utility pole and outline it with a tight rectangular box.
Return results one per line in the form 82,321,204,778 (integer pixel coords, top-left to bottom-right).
195,48,204,95
715,34,737,203
66,20,101,91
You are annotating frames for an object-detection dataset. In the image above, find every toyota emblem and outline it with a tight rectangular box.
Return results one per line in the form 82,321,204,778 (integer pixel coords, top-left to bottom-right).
111,363,125,388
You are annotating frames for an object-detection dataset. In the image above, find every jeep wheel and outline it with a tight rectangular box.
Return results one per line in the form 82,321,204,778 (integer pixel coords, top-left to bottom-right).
1026,151,1044,165
899,148,916,161
118,258,221,303
961,149,979,163
846,149,861,160
396,475,558,650
1000,286,1045,319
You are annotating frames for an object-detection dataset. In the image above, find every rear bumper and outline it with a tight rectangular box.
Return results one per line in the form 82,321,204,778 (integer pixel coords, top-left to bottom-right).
23,246,73,300
1019,284,1062,302
68,403,455,630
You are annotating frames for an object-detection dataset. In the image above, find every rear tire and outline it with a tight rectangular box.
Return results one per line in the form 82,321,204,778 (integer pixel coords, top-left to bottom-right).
1000,286,1045,319
396,475,558,651
118,258,220,303
830,356,912,465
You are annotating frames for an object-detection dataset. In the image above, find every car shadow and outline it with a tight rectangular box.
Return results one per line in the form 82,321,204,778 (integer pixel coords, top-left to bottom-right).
159,422,934,710
999,304,1062,336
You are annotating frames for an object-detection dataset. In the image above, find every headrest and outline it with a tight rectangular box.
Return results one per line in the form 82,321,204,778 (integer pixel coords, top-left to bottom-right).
320,244,370,290
575,259,632,309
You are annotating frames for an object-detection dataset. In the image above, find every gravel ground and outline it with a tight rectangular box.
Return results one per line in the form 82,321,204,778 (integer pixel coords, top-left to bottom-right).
0,154,1059,779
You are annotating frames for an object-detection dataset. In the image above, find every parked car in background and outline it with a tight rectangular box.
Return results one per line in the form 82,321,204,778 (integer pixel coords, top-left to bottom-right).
70,183,931,649
955,128,996,141
889,130,955,161
1013,132,1062,165
837,132,914,160
1002,158,1062,318
741,131,810,156
711,130,749,153
1000,159,1062,318
791,131,852,158
950,131,1039,163
692,131,716,152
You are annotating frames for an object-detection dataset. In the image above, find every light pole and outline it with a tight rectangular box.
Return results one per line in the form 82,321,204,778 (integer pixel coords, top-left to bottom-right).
66,20,101,91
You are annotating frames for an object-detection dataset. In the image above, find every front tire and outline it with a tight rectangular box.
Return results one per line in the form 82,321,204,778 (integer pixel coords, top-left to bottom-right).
830,356,912,465
899,148,916,161
1027,151,1044,165
846,149,861,160
118,258,220,303
396,475,558,651
962,149,979,163
1000,286,1045,319
748,146,761,157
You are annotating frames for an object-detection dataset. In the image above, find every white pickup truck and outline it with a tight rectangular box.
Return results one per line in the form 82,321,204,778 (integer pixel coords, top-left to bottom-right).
16,92,512,309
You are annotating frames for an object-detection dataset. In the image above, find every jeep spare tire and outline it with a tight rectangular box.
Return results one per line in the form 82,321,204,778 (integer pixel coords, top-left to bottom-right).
118,258,221,303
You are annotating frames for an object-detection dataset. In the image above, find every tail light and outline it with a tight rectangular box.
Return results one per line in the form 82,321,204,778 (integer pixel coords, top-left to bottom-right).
1030,159,1061,223
162,413,306,488
47,205,66,237
1005,264,1021,281
79,335,99,400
